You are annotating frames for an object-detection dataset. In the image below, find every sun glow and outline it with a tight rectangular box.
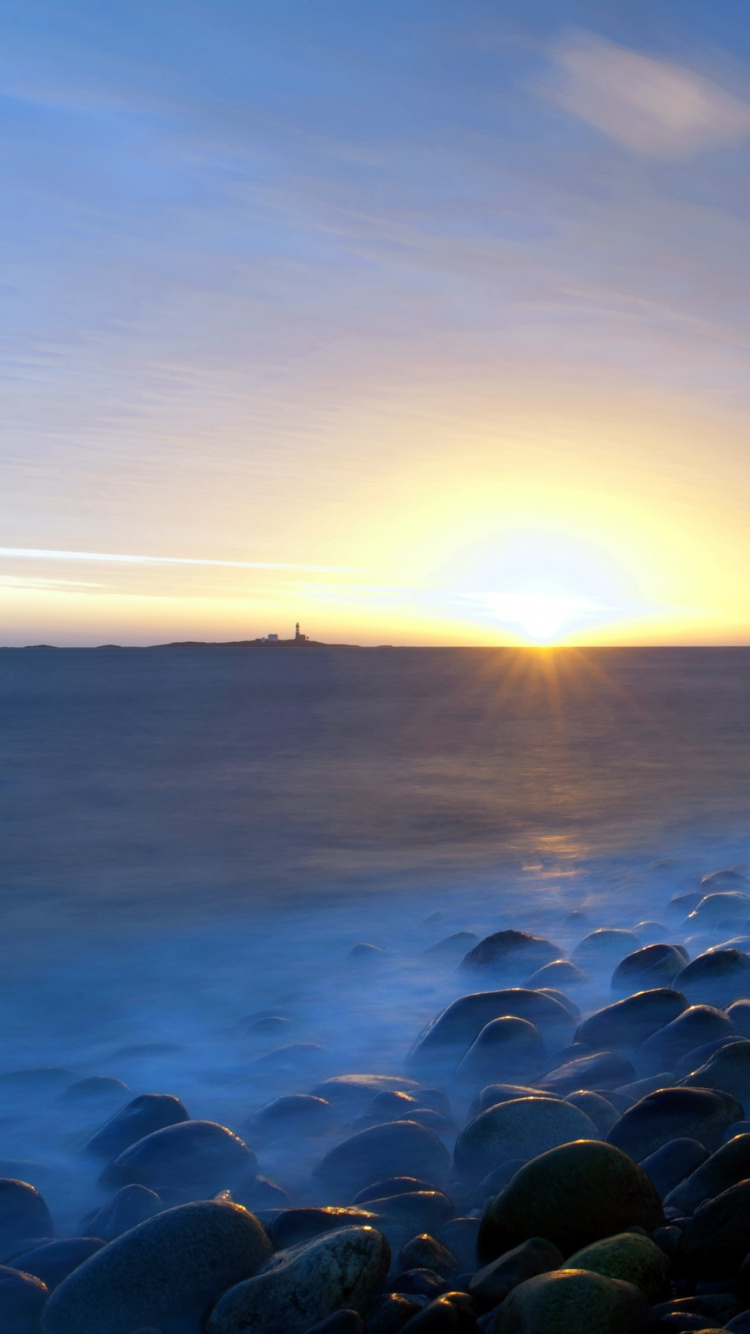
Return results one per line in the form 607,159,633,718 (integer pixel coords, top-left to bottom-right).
471,590,605,644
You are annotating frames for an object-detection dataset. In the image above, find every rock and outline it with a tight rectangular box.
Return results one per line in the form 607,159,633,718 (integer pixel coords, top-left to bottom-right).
536,1051,635,1095
435,1219,479,1273
366,1193,455,1242
59,1077,129,1105
269,1208,378,1251
11,1240,105,1291
571,929,641,970
639,1138,708,1199
665,1133,750,1213
85,1094,189,1160
680,1038,750,1103
0,1180,54,1258
408,992,574,1076
478,1160,526,1200
606,1086,743,1161
425,934,479,958
726,999,750,1035
523,960,588,988
535,988,580,1021
678,1178,750,1278
634,1005,735,1077
207,1226,390,1334
674,1034,746,1077
478,1140,663,1263
674,950,750,1007
81,1185,163,1241
456,1019,545,1085
369,1295,422,1334
245,1094,334,1142
252,1042,326,1071
314,1122,450,1197
41,1200,272,1334
455,1097,598,1180
575,989,688,1052
668,892,702,916
0,1265,48,1333
352,1178,437,1204
701,870,750,891
468,1237,563,1309
235,1174,290,1211
460,932,560,979
310,1077,421,1117
398,1294,475,1334
563,1091,619,1135
653,1294,737,1325
471,1085,550,1115
494,1268,650,1334
371,1092,420,1119
305,1313,366,1334
611,944,687,995
388,1270,448,1300
246,1015,293,1037
100,1120,257,1197
565,1231,670,1300
398,1236,458,1279
616,1073,672,1102
687,891,750,925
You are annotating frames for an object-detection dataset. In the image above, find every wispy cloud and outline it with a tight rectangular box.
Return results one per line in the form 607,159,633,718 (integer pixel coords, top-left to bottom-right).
0,548,358,574
542,32,750,158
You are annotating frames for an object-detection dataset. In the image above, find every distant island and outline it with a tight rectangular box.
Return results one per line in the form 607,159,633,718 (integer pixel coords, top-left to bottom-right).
11,622,369,649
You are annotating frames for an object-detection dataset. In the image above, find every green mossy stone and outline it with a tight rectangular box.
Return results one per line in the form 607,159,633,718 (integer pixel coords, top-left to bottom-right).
566,1231,670,1301
493,1268,651,1334
478,1140,663,1264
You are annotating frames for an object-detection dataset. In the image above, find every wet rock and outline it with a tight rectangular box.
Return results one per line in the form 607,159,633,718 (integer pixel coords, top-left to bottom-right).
668,892,702,916
269,1207,377,1250
59,1077,129,1106
726,999,750,1035
85,1094,189,1160
494,1268,650,1334
207,1225,390,1334
460,932,560,979
409,992,574,1077
371,1092,420,1119
477,1139,663,1263
314,1122,451,1197
616,1073,672,1102
42,1201,272,1334
634,1005,735,1077
679,1178,750,1278
389,1270,448,1300
536,1050,635,1095
674,1034,746,1077
425,934,479,958
471,1085,549,1116
11,1239,105,1292
523,960,588,988
0,1264,48,1333
398,1293,476,1334
455,1097,598,1180
687,891,750,925
665,1132,750,1213
674,949,750,1007
606,1086,743,1161
680,1037,750,1103
0,1180,54,1257
611,944,687,995
253,1042,326,1071
100,1120,258,1197
81,1184,163,1241
653,1294,737,1325
701,869,750,891
366,1192,455,1244
369,1295,422,1334
352,1178,437,1204
575,989,688,1052
398,1236,458,1279
478,1160,526,1200
535,988,580,1021
456,1019,544,1085
639,1138,708,1199
468,1237,563,1309
246,1015,293,1038
563,1090,619,1134
436,1219,479,1273
397,1109,452,1135
565,1231,670,1300
571,929,641,970
244,1094,334,1142
310,1077,421,1117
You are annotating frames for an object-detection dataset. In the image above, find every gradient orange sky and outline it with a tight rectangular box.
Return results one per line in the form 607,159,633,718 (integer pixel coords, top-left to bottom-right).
4,3,750,645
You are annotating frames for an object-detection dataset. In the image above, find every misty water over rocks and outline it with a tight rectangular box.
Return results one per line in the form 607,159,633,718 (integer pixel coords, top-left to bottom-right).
2,646,750,1330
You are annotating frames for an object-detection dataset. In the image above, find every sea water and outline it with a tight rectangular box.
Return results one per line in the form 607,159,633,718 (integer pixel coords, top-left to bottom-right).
0,645,748,1221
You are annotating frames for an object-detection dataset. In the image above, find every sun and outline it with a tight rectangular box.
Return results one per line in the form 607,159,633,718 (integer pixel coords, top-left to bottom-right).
471,589,605,644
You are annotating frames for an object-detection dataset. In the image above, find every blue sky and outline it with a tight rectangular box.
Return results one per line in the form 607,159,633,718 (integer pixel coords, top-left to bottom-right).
3,1,750,643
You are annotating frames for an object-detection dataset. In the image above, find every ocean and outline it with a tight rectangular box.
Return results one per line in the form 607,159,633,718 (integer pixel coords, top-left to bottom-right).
0,645,749,1222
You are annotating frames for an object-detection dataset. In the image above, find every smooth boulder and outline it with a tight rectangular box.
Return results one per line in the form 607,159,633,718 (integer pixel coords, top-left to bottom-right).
634,1005,735,1077
611,944,687,995
100,1120,258,1197
408,992,574,1075
468,1237,563,1309
0,1180,54,1258
680,1038,750,1104
494,1268,650,1334
0,1265,49,1334
575,989,687,1052
456,1019,545,1084
454,1097,598,1180
679,1179,750,1278
566,1231,670,1301
606,1086,743,1161
536,1051,635,1095
665,1133,750,1213
674,949,750,1007
314,1122,450,1196
85,1094,189,1160
460,932,560,979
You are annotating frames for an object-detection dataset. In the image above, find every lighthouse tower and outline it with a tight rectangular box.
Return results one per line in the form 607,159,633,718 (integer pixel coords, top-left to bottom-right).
294,622,307,642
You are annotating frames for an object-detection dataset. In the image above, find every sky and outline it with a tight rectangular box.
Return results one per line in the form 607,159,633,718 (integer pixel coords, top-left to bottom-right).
3,0,750,645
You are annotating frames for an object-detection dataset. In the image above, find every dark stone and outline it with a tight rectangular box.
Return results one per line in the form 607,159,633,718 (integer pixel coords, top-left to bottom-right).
536,1050,635,1095
244,1094,334,1141
398,1237,458,1279
468,1237,563,1309
639,1138,708,1199
369,1294,422,1334
408,992,574,1076
353,1178,436,1205
477,1140,663,1263
471,1085,550,1116
310,1077,421,1117
611,944,687,995
11,1240,104,1292
523,960,588,988
563,1091,618,1135
565,1231,670,1301
85,1094,189,1160
0,1180,54,1258
455,1097,597,1180
571,930,641,969
269,1207,377,1250
305,1311,367,1334
456,1019,544,1085
679,1179,750,1278
0,1264,48,1333
665,1133,750,1213
389,1271,449,1299
436,1219,480,1274
727,1000,750,1036
634,1005,736,1077
42,1200,273,1334
460,932,560,978
478,1161,526,1200
687,891,750,925
674,1034,746,1077
100,1120,258,1197
667,892,702,915
680,1038,750,1104
235,1175,290,1211
493,1268,650,1334
674,949,750,1008
314,1122,451,1196
81,1184,163,1241
372,1092,419,1118
575,989,688,1053
398,1295,477,1334
606,1086,743,1161
365,1193,456,1240
425,934,479,958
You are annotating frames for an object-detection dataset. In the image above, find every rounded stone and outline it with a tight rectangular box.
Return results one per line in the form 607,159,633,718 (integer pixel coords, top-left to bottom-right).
460,932,561,978
575,989,688,1052
456,1019,544,1085
398,1236,458,1279
0,1180,54,1257
566,1231,670,1300
665,1133,750,1213
468,1237,563,1309
571,930,641,969
687,891,750,925
477,1140,663,1263
680,1038,750,1104
11,1240,105,1292
207,1226,391,1334
352,1178,437,1204
679,1178,750,1278
524,960,588,989
494,1268,650,1334
100,1120,257,1197
639,1137,708,1199
634,1005,735,1076
313,1121,451,1196
270,1208,378,1251
245,1094,334,1142
85,1094,189,1160
59,1078,129,1105
0,1264,48,1333
408,991,574,1076
41,1201,272,1334
611,944,686,995
536,1051,635,1095
425,933,478,958
455,1097,598,1180
564,1091,619,1135
309,1077,422,1117
81,1185,164,1241
606,1086,743,1161
674,950,750,1008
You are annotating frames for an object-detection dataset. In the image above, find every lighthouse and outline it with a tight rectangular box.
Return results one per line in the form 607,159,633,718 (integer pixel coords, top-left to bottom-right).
294,622,308,643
